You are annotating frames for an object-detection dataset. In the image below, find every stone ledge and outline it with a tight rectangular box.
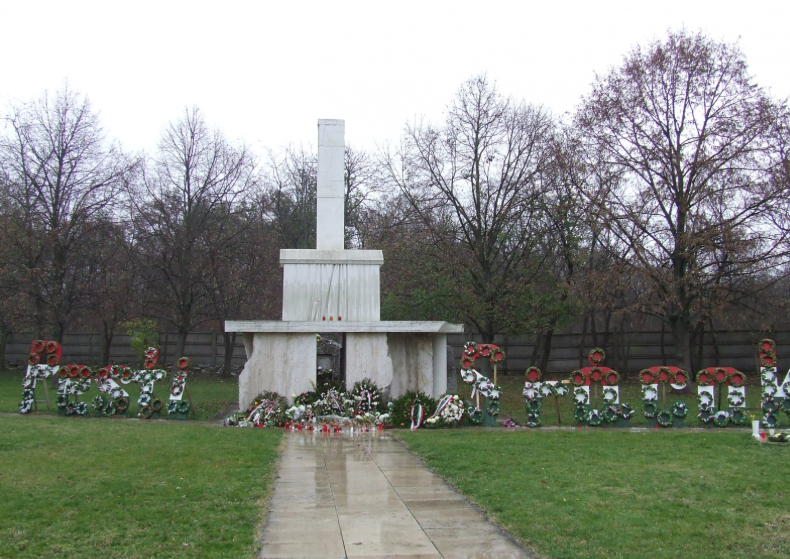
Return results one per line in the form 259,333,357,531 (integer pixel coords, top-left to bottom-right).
279,249,384,265
225,320,464,334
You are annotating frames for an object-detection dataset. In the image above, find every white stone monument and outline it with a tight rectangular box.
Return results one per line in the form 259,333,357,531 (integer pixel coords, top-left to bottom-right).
226,120,463,409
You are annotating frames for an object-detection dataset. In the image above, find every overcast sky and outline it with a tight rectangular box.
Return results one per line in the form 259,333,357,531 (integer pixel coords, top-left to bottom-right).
1,0,788,156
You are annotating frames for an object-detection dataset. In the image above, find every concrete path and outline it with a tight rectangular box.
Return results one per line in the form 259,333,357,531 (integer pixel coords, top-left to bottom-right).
259,430,532,559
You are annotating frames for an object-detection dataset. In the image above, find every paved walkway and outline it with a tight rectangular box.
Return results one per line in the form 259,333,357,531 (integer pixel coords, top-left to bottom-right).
259,430,532,559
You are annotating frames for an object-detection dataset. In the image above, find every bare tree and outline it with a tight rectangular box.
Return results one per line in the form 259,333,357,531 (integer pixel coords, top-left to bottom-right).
382,75,557,342
133,107,256,359
577,30,790,370
0,84,136,341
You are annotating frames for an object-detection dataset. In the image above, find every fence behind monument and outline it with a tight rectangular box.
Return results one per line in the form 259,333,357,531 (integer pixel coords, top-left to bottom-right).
4,329,788,376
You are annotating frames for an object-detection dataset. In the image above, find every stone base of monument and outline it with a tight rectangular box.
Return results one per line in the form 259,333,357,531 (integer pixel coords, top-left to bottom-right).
229,320,463,409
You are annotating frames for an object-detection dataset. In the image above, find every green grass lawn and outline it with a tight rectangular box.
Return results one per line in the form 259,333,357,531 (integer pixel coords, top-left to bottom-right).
0,414,281,558
0,369,239,420
456,373,764,427
397,429,790,559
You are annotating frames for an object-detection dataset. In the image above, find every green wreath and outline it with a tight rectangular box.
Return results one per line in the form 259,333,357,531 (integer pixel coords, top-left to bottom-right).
468,406,483,425
728,371,745,386
727,390,745,408
657,367,673,385
525,366,542,382
525,412,541,428
782,398,790,414
639,369,656,385
588,367,604,383
140,405,154,419
527,398,542,413
554,383,569,397
178,400,190,414
487,399,501,416
603,406,619,423
641,385,658,402
696,369,713,385
589,348,605,365
538,383,555,398
573,388,589,405
620,403,635,420
656,409,673,427
603,370,620,386
713,410,730,427
671,401,688,418
587,409,603,426
761,369,777,383
167,401,179,414
762,413,779,428
116,397,129,413
697,409,714,424
763,384,778,397
602,387,618,404
570,370,586,387
712,367,728,384
697,392,714,411
151,398,164,412
762,398,779,414
573,406,587,423
730,408,746,425
643,402,657,418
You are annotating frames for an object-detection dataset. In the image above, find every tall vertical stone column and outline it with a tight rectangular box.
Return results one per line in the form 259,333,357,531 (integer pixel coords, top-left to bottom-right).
317,119,345,251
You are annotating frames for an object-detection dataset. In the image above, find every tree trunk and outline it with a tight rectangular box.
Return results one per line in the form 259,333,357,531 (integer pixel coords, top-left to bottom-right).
100,320,114,366
0,322,9,368
670,316,692,372
579,313,589,368
222,331,237,378
530,329,542,367
539,327,554,375
660,321,667,363
708,318,720,364
176,329,188,363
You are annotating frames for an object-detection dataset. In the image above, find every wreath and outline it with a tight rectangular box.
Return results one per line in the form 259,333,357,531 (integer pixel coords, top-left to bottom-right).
522,383,539,401
525,366,542,383
619,403,635,420
727,390,745,408
697,409,714,424
178,401,190,414
167,401,179,414
151,398,164,412
762,398,779,414
603,406,619,423
490,348,506,363
178,357,191,369
140,405,154,419
525,412,541,428
762,384,777,398
712,368,728,383
696,369,713,385
782,398,790,414
467,406,483,425
643,402,657,418
641,385,658,402
657,367,673,384
487,399,501,416
728,371,745,386
713,410,730,428
672,370,689,385
602,387,618,404
589,348,605,365
538,383,555,398
116,397,130,413
463,341,478,357
573,406,587,423
587,409,603,426
588,367,603,383
761,369,777,383
656,409,673,427
570,370,586,387
527,398,542,413
554,383,569,397
639,369,656,385
75,402,88,416
697,392,714,410
573,388,589,405
671,401,688,418
762,413,779,428
730,408,746,425
603,370,620,386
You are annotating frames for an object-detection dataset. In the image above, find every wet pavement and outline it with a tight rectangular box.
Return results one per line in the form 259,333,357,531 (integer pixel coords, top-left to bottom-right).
259,429,532,559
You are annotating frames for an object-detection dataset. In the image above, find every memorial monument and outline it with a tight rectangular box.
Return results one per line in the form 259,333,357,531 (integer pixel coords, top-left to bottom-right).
226,120,463,409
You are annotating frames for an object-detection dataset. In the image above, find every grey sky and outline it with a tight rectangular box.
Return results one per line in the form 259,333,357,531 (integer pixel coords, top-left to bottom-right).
1,0,787,155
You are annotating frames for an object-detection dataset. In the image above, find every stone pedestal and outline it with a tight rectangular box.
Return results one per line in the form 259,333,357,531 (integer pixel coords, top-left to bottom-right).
238,333,316,410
